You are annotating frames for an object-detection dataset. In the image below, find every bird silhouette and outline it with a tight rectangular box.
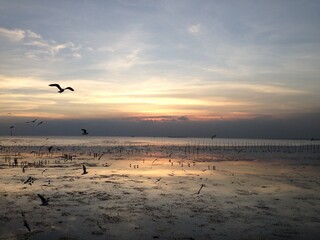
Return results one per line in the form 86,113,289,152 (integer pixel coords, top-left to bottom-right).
49,84,74,93
155,178,162,183
81,129,88,135
37,121,44,126
82,164,88,175
211,134,216,139
26,119,37,123
37,194,49,206
47,146,53,153
9,125,14,136
98,152,106,160
21,211,31,232
24,176,34,185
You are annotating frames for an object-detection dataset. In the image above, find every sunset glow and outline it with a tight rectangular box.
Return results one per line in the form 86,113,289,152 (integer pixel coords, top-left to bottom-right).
1,1,320,137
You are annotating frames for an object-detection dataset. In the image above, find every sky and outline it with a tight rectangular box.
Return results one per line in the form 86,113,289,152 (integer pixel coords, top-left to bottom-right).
0,0,320,138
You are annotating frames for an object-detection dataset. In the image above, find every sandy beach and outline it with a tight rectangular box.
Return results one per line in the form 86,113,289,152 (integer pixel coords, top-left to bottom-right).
0,137,320,240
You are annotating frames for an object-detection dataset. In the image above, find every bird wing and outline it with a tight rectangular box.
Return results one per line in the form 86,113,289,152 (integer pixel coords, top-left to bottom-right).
65,87,74,91
81,129,87,133
23,219,31,232
98,152,105,160
24,177,31,184
37,194,47,204
49,84,62,90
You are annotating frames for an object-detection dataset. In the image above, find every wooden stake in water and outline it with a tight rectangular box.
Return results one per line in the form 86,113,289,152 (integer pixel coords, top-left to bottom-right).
197,184,205,194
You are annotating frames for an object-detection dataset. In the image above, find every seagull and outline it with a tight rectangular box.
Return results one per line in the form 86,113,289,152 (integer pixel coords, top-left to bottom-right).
82,164,88,175
21,211,31,232
211,134,216,139
49,84,74,93
9,126,14,136
97,220,105,230
37,121,44,126
26,119,37,123
81,129,88,135
37,194,49,206
98,152,106,160
47,146,53,153
155,178,162,183
24,176,34,185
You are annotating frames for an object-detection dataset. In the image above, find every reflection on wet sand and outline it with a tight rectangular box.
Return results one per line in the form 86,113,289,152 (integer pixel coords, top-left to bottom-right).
0,137,320,239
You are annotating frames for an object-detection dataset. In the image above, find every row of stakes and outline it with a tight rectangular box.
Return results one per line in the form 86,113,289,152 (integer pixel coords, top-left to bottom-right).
128,159,216,170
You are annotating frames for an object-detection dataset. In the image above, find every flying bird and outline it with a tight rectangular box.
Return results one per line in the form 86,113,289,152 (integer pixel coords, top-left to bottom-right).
26,119,37,123
21,211,31,232
24,176,34,185
37,121,44,126
211,134,217,139
155,178,162,183
81,129,88,135
82,164,88,175
49,84,74,93
10,125,14,129
98,152,106,160
37,194,49,206
23,218,31,232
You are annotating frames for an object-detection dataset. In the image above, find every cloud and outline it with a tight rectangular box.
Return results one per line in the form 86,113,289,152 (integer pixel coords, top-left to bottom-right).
103,49,142,70
24,38,81,60
0,26,81,60
177,116,189,121
121,115,189,122
187,24,201,34
25,40,78,58
95,29,154,73
0,27,25,41
25,29,41,39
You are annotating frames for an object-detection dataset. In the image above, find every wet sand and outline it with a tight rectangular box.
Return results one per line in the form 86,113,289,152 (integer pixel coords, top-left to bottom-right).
0,144,320,240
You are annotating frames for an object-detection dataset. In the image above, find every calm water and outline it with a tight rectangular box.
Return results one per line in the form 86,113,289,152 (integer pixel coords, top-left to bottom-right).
0,136,318,147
